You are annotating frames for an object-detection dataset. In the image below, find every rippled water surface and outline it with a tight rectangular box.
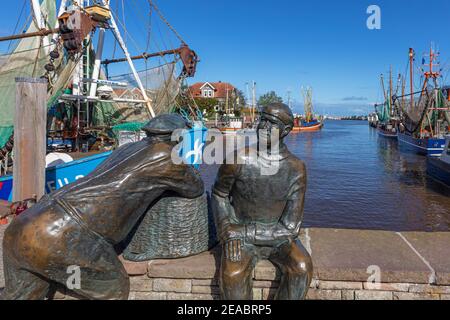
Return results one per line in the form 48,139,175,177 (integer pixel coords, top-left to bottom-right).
200,120,450,231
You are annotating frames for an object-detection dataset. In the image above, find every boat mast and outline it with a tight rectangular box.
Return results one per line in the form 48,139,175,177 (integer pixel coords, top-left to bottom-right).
252,81,256,123
423,45,440,136
287,89,291,109
107,2,156,118
380,74,388,120
389,65,393,117
409,48,414,110
380,74,387,102
401,76,406,107
30,0,50,54
225,85,229,115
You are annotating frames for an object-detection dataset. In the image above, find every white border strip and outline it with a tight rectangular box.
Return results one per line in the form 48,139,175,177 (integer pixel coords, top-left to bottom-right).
398,135,444,152
396,232,436,284
304,228,312,256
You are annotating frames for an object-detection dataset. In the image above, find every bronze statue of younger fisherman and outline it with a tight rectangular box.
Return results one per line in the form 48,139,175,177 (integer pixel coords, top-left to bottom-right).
1,114,204,300
212,103,313,300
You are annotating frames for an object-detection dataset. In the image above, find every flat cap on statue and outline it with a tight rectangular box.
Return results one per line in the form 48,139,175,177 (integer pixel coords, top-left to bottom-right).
260,103,294,126
142,113,192,136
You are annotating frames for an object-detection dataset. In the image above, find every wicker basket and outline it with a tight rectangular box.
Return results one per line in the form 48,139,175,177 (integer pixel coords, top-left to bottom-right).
123,193,216,261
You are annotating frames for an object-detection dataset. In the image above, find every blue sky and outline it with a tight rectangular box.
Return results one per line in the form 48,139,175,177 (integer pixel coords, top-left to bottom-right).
1,0,450,115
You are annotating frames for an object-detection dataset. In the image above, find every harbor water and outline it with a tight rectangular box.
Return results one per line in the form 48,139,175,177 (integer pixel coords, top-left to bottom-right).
200,120,450,232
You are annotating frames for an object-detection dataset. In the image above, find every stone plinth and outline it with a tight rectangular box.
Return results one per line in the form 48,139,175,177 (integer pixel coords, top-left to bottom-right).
2,226,450,300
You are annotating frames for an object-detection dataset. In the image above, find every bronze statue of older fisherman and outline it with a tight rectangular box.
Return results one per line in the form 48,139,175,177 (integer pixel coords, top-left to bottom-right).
212,103,313,300
1,114,204,300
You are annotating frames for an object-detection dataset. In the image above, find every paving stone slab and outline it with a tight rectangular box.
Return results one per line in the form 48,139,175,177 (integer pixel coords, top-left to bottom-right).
308,228,431,284
147,248,220,279
401,232,450,285
0,224,7,289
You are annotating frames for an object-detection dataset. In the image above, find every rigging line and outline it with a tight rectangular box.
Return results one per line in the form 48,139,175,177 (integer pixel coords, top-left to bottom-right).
7,0,28,51
110,10,145,60
128,0,169,62
6,13,33,55
0,42,53,57
112,0,119,60
147,0,186,45
145,3,152,89
128,0,152,87
146,4,152,52
108,61,175,79
128,0,181,76
121,0,126,44
155,19,173,65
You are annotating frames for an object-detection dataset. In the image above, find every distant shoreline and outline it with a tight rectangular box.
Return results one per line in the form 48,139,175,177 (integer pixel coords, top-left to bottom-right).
325,118,368,121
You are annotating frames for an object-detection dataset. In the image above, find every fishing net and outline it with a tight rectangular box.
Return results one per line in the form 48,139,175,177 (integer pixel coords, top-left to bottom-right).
0,1,184,148
111,121,145,133
375,101,390,123
395,88,432,133
109,62,181,118
0,0,56,147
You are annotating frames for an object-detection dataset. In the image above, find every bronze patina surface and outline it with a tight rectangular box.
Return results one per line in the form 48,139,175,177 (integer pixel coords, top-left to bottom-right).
0,114,204,300
212,103,313,300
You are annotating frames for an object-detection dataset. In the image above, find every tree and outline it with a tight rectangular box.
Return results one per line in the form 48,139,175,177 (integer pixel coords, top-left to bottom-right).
233,89,246,117
193,97,220,117
258,91,283,107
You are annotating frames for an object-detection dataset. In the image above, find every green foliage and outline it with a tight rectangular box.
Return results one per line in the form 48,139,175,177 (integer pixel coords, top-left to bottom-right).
194,97,220,116
258,91,283,107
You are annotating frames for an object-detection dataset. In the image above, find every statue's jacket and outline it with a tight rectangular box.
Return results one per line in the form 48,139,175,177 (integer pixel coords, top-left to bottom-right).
25,138,204,245
213,143,306,246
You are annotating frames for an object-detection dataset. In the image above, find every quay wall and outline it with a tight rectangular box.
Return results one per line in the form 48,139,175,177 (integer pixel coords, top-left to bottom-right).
1,224,450,300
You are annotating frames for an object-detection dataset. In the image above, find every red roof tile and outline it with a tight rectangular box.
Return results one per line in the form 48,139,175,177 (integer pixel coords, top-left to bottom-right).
189,82,236,99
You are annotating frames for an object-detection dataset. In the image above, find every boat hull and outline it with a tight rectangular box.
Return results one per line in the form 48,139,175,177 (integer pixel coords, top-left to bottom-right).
0,126,209,201
292,122,323,132
398,132,445,156
0,151,112,202
427,156,450,187
377,128,398,139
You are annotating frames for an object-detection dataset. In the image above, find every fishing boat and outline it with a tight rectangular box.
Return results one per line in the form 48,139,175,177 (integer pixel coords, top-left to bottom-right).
376,123,398,138
0,151,111,201
292,86,323,132
368,112,378,128
0,121,207,202
218,116,244,133
374,67,399,139
427,135,450,187
216,81,257,133
0,0,207,200
394,47,449,156
292,119,323,132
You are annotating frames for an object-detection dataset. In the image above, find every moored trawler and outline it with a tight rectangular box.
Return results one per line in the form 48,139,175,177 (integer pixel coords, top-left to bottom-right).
0,0,207,201
292,118,323,132
368,112,378,128
394,47,450,156
427,135,450,186
292,86,324,132
397,131,446,156
374,66,399,139
376,122,398,138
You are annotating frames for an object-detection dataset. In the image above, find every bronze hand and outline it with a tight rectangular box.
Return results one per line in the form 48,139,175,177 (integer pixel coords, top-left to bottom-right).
224,239,243,262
